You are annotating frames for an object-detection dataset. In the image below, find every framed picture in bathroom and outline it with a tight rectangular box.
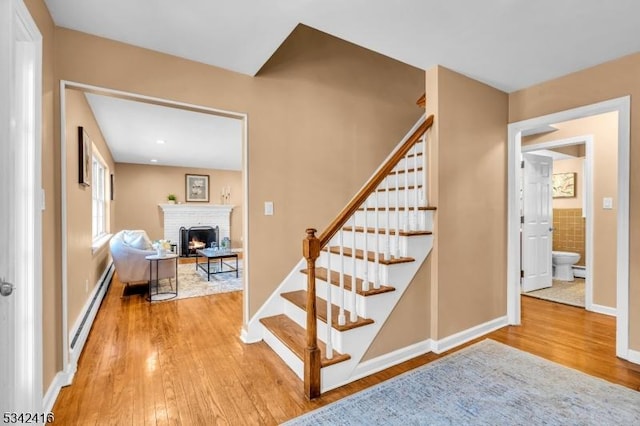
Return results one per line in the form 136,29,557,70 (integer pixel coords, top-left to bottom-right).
552,172,576,198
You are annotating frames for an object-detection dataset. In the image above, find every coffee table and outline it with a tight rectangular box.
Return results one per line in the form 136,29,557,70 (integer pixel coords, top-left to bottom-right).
195,249,239,281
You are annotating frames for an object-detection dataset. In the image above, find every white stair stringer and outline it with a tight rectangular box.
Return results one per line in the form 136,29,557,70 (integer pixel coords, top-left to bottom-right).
318,234,432,392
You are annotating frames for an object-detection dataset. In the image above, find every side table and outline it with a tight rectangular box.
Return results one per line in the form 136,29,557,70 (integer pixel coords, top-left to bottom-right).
145,253,179,301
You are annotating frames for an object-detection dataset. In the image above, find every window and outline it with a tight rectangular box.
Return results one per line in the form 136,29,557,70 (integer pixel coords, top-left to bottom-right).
92,148,108,240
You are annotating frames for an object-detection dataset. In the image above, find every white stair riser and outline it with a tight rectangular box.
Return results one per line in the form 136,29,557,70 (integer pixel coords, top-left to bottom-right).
353,210,433,231
318,253,391,285
283,300,347,353
338,231,410,256
262,325,304,379
365,189,426,209
380,170,424,188
392,153,425,173
315,279,368,319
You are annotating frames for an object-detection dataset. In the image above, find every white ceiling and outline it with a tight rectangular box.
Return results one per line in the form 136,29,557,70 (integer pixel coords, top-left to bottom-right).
45,0,640,93
85,93,243,170
49,1,640,171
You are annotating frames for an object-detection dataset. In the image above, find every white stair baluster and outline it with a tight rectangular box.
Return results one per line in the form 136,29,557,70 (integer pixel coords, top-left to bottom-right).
384,176,390,261
350,216,357,322
422,137,428,228
325,237,333,359
395,167,400,259
413,145,419,230
404,149,410,232
374,187,381,289
338,230,346,326
362,197,370,291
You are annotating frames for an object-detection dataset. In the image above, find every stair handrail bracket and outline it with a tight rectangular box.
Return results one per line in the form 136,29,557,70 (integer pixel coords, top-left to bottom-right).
302,114,434,399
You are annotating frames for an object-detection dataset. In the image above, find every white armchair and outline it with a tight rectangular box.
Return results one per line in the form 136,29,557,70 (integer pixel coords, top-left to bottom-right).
109,230,175,285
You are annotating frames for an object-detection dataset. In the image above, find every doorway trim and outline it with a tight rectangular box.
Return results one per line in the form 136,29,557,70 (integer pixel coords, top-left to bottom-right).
1,0,43,413
507,96,630,359
58,81,250,379
522,135,594,311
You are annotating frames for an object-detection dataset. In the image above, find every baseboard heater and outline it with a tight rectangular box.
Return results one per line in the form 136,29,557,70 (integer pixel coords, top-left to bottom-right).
70,264,114,349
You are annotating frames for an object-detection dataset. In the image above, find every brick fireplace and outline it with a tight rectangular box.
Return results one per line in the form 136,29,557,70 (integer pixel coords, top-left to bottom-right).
159,204,233,251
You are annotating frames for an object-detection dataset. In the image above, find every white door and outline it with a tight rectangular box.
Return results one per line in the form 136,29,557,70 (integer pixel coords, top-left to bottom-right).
522,153,553,292
0,0,42,415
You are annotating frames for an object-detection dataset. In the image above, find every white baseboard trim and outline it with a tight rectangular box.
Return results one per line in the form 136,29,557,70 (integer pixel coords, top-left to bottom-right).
432,316,509,354
589,303,617,317
627,348,640,364
42,371,67,413
350,339,433,383
66,263,114,384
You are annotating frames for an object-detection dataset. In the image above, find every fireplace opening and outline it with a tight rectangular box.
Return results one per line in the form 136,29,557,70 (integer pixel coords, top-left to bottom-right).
179,226,219,257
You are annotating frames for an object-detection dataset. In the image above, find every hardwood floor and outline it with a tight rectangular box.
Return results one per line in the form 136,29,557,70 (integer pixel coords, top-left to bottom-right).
52,275,640,425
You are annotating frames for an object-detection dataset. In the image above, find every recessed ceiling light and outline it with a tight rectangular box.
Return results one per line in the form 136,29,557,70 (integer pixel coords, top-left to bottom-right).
156,139,166,144
150,159,158,163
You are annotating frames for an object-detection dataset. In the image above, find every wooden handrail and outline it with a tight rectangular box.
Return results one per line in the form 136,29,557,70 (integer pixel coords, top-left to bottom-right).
318,114,434,247
302,113,434,399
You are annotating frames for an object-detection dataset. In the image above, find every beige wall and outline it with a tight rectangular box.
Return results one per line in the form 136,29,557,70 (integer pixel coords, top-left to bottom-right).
114,163,242,246
43,22,426,386
431,66,509,338
523,112,618,308
509,52,640,349
64,88,116,334
24,0,58,390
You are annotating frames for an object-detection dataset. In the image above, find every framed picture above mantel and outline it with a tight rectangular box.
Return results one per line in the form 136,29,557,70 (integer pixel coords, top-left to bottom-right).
185,173,209,202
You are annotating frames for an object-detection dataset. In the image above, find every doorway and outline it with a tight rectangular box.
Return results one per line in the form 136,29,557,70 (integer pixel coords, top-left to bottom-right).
507,97,630,359
521,136,593,310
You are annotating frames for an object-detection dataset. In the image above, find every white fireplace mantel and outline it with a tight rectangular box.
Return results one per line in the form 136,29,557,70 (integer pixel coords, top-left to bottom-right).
159,204,234,245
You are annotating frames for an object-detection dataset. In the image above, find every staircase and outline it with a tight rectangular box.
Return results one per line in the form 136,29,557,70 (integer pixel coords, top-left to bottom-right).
245,113,435,398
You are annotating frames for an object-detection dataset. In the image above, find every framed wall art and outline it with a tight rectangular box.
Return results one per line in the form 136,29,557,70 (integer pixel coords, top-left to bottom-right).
552,172,576,198
78,126,91,186
185,174,209,202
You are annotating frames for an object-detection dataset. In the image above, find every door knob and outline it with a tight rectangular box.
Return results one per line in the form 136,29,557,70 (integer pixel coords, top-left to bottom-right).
0,280,14,297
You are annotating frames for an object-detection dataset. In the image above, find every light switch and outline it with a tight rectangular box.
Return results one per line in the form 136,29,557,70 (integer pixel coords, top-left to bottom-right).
603,197,613,210
264,201,274,216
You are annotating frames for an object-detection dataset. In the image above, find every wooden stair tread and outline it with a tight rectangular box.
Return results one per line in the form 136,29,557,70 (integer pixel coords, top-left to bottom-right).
301,267,395,296
377,185,423,192
322,246,414,265
260,315,350,368
358,206,437,212
281,290,374,332
343,226,432,236
392,166,423,175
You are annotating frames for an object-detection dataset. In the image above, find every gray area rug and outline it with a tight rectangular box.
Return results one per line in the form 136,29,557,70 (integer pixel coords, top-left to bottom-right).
284,339,640,425
153,260,243,302
523,279,585,308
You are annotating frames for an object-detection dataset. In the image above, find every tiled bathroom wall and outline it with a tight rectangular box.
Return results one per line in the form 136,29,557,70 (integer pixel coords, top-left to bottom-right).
552,208,585,266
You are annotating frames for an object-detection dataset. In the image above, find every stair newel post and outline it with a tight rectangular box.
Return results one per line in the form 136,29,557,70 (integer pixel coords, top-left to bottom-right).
338,230,346,326
302,228,321,399
350,216,358,322
404,149,410,232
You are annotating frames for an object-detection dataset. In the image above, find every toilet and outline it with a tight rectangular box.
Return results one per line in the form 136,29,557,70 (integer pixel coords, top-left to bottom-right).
551,251,581,281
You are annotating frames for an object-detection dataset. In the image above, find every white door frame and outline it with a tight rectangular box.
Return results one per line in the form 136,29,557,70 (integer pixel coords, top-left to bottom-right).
59,81,250,378
522,136,594,310
0,0,43,414
507,97,630,359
